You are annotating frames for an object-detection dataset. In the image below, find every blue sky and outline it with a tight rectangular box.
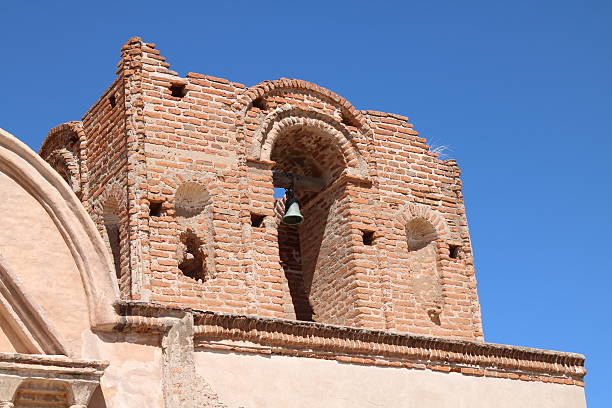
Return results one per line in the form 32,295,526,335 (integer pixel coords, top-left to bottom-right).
1,0,610,405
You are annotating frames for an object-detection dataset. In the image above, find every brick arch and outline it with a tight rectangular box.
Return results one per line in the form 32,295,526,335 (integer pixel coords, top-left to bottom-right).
396,203,452,241
234,79,375,149
47,148,80,194
235,78,365,125
39,121,86,158
40,121,90,202
252,105,370,179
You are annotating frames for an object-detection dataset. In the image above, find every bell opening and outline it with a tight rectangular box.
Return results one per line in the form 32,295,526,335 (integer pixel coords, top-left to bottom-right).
270,125,347,323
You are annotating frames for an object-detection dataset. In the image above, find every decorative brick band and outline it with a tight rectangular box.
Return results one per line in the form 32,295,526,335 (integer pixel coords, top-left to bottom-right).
112,301,585,386
234,78,367,129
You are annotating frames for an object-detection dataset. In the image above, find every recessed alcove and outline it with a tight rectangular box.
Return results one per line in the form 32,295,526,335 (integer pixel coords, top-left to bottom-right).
175,182,209,218
177,229,207,281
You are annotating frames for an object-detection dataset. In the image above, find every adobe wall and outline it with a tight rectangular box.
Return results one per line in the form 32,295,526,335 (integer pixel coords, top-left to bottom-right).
37,37,483,340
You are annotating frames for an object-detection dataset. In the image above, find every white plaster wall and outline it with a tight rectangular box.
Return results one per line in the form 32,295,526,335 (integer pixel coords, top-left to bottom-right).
0,171,89,354
194,350,586,408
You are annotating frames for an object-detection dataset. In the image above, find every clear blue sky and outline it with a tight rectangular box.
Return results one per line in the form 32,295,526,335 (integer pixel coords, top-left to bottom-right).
1,1,610,405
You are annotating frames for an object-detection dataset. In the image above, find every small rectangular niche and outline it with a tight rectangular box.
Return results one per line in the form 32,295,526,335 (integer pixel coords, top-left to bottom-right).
362,230,375,246
170,83,187,98
251,213,265,228
149,200,164,217
449,244,461,259
108,94,116,107
252,97,267,110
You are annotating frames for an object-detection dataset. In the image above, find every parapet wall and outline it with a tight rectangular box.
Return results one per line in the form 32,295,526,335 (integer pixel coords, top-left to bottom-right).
40,37,482,341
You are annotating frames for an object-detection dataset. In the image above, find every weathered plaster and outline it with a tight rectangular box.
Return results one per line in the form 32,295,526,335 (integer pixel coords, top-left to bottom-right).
82,331,164,408
194,350,586,408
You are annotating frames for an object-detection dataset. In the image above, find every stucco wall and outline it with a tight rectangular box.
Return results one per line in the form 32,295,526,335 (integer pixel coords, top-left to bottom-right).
0,171,89,355
194,350,586,408
83,331,164,408
0,323,17,353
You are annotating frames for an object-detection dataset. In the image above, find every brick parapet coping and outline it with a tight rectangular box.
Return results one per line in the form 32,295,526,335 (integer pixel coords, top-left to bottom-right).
113,301,585,386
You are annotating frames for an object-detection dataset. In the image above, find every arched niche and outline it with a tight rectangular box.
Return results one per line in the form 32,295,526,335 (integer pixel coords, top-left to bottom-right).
172,180,216,282
397,203,452,319
175,182,211,218
12,379,71,407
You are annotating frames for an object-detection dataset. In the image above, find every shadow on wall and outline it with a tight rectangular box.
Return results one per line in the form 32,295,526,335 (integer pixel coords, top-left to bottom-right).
276,196,314,321
271,125,347,323
89,385,108,408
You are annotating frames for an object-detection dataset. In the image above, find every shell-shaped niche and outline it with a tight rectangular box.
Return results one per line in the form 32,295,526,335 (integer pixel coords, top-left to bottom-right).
406,218,438,251
175,182,210,218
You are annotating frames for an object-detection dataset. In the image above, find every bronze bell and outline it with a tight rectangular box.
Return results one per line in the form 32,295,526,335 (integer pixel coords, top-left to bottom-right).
282,190,304,225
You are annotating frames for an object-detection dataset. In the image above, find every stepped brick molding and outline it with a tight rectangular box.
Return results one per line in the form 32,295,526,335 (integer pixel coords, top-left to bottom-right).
114,301,585,386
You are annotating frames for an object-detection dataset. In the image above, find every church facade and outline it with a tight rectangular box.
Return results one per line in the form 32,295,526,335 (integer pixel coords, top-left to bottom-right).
0,37,586,407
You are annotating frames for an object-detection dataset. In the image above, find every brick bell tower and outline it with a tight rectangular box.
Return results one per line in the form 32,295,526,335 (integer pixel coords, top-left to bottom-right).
39,37,483,340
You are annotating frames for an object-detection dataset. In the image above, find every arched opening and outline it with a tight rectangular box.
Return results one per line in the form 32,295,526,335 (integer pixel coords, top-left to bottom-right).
406,218,442,321
102,198,122,279
270,125,348,322
12,379,70,407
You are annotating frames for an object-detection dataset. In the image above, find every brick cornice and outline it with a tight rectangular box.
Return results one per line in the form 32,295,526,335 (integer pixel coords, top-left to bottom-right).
112,301,585,386
0,353,108,378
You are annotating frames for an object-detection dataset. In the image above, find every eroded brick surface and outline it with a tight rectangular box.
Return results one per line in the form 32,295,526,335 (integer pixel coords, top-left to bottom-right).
40,37,483,341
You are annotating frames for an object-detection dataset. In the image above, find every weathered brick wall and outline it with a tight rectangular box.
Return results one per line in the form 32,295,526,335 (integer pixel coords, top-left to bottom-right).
39,122,86,200
40,37,483,341
365,111,482,338
80,67,132,297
